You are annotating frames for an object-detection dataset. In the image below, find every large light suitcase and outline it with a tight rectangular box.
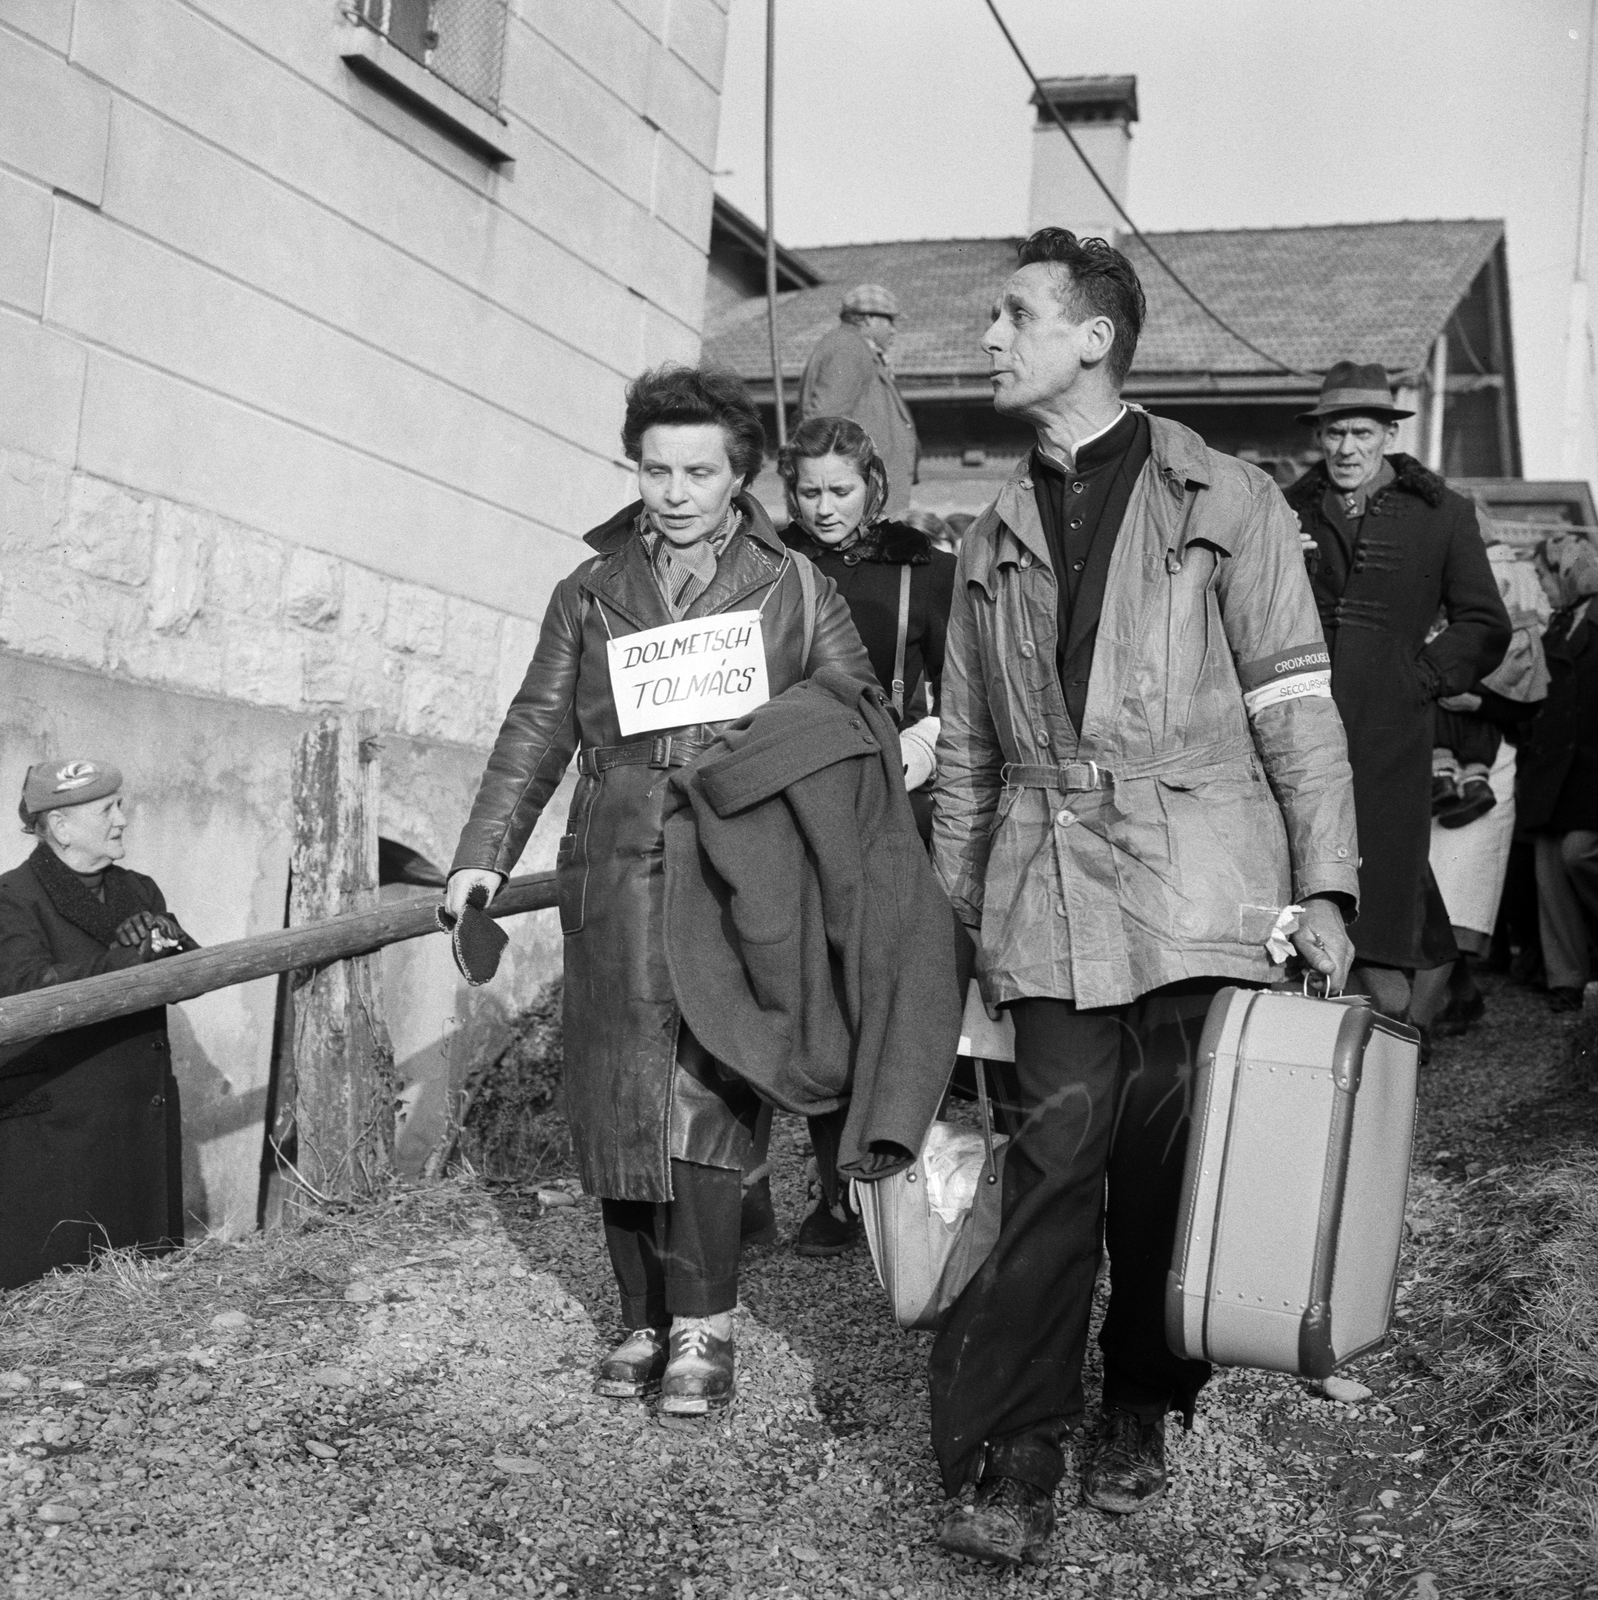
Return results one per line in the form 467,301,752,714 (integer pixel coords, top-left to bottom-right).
1166,987,1419,1379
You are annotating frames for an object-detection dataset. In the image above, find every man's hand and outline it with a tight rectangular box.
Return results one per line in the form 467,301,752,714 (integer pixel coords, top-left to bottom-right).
1437,692,1482,713
445,868,504,924
1290,896,1354,992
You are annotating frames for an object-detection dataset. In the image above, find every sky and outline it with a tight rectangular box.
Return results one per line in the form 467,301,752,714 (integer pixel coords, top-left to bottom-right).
712,0,1598,482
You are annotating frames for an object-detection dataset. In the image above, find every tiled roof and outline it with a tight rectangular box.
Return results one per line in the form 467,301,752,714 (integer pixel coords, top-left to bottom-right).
703,219,1506,387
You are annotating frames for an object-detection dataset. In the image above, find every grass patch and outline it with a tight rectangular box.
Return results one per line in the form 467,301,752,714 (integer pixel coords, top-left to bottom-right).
1418,1146,1598,1596
455,981,573,1182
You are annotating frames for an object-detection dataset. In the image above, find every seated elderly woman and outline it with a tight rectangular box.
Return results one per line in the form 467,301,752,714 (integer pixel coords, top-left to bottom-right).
0,760,195,1289
446,365,872,1416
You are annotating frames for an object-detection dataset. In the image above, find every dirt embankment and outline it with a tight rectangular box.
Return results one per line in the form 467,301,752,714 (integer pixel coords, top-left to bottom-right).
2,975,1594,1599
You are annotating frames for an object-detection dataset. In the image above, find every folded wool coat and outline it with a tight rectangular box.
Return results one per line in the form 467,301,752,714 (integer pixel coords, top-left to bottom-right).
662,666,960,1181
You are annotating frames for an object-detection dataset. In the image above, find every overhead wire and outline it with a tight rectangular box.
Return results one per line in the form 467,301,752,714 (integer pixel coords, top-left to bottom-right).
981,0,1310,378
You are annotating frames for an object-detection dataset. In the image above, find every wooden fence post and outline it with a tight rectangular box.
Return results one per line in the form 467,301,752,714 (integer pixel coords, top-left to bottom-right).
287,711,395,1203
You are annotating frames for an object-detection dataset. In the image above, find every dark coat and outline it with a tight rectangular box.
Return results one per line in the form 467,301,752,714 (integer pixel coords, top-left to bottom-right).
450,495,873,1203
0,847,182,1290
1286,455,1510,967
1516,603,1598,834
797,324,919,515
781,520,957,723
662,667,959,1180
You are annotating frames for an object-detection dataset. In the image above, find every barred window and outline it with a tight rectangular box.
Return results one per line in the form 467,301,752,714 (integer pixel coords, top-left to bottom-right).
353,0,509,116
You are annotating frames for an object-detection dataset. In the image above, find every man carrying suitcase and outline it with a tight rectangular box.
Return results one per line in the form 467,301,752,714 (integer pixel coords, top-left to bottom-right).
929,228,1360,1565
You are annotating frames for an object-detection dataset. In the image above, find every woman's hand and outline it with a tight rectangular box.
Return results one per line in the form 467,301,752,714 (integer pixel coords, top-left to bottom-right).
445,868,504,924
1290,896,1354,992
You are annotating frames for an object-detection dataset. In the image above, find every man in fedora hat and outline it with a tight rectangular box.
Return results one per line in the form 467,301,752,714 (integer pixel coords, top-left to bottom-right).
798,283,918,514
1285,362,1510,1022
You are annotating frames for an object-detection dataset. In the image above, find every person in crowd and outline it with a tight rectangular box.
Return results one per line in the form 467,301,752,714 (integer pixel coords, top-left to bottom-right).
1417,540,1550,1035
798,285,918,516
769,415,957,1256
901,507,960,558
444,365,872,1417
1285,363,1510,1024
929,228,1357,1565
1514,532,1598,1012
0,761,194,1289
942,511,976,554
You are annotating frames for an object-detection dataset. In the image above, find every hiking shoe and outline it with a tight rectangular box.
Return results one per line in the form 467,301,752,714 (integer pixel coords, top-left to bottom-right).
796,1199,862,1257
1430,773,1459,815
594,1328,668,1399
740,1174,777,1248
1549,986,1586,1014
937,1476,1055,1565
1437,777,1495,829
657,1316,735,1417
1082,1409,1167,1515
1433,988,1486,1037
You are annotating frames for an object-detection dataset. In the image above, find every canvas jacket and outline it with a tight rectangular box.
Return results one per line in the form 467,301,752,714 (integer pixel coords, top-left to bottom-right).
932,413,1360,1010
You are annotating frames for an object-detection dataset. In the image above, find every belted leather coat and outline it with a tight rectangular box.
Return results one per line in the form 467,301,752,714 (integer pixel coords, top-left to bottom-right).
933,414,1361,1010
450,495,872,1202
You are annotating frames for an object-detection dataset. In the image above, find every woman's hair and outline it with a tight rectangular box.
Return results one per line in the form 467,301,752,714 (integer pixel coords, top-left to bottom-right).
620,365,766,483
775,415,889,531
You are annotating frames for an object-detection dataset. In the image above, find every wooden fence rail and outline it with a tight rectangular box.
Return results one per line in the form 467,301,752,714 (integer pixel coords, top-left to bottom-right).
0,873,556,1049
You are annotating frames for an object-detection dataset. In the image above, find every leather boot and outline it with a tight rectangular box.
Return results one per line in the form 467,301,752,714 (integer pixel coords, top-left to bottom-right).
1082,1408,1167,1514
657,1314,735,1416
937,1476,1055,1565
594,1327,668,1399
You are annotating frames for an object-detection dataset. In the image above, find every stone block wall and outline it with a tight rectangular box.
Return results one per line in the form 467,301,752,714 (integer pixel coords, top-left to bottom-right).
0,446,543,753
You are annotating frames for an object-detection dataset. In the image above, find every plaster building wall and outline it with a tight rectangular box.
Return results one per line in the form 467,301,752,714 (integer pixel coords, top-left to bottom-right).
0,0,728,1236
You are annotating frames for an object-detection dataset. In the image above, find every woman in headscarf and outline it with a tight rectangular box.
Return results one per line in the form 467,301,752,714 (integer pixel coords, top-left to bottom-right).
446,366,870,1416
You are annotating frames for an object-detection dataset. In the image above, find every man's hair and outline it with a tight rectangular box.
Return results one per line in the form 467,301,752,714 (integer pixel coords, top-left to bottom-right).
1016,228,1147,385
621,364,766,482
775,415,889,530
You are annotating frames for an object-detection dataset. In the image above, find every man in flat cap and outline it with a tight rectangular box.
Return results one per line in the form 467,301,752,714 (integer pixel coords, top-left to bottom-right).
1285,362,1510,1026
798,283,919,514
0,760,196,1288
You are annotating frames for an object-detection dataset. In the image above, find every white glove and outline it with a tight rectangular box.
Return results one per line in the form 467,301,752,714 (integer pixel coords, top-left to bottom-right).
899,716,940,792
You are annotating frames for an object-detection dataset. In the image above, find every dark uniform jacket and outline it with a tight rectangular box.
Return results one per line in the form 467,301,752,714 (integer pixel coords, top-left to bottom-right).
449,495,873,1203
0,846,182,1289
1286,455,1511,967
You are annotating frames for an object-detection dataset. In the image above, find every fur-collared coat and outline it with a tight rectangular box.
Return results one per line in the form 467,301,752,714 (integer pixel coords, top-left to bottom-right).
781,520,957,725
0,847,183,1289
1286,454,1511,967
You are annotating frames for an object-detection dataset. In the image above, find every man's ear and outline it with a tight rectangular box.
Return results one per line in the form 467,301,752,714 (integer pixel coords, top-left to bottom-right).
1082,315,1117,370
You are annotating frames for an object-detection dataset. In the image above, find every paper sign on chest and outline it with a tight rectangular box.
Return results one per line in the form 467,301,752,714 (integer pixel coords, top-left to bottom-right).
607,612,770,737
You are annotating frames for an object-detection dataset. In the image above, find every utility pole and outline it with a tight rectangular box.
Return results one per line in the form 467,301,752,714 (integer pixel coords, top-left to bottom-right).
1561,0,1598,486
763,0,786,449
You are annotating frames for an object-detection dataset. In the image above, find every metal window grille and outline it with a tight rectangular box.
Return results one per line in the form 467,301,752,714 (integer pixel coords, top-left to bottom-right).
354,0,509,116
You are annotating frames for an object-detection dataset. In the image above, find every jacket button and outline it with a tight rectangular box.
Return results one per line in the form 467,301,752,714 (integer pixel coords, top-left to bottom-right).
1337,846,1349,858
151,1041,165,1053
1056,901,1067,917
1019,552,1033,568
1056,810,1074,827
1035,728,1051,747
1070,519,1084,530
1019,641,1035,659
151,1094,165,1108
1071,482,1085,494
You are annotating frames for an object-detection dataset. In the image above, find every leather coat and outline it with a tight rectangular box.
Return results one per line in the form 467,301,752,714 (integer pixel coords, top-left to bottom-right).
450,494,872,1202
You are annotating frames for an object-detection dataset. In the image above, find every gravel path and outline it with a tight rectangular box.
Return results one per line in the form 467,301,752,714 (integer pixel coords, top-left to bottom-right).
1,975,1590,1598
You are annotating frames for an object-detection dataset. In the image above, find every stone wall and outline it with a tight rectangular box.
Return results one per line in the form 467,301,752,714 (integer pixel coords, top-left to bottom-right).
0,445,541,754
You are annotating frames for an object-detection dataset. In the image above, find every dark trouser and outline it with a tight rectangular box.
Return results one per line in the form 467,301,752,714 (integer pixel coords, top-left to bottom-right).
928,984,1217,1497
806,1105,849,1209
601,1159,741,1328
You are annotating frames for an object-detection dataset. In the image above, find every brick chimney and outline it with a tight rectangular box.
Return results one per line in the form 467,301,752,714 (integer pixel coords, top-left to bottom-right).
1027,75,1138,242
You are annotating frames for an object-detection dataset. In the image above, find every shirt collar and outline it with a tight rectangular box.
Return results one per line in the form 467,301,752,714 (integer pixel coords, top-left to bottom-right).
1034,405,1129,475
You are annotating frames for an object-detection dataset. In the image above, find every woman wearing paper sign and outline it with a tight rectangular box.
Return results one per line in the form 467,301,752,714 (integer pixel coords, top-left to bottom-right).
445,366,872,1417
775,416,957,1256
